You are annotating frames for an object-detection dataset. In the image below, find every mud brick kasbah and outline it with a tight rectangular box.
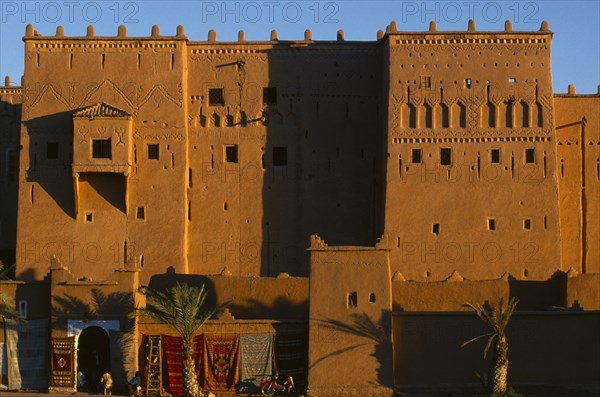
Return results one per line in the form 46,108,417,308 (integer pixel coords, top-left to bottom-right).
0,19,598,396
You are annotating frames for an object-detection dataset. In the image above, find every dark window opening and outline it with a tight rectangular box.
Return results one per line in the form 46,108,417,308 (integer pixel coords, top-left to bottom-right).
273,147,287,166
412,148,422,163
369,293,376,303
136,206,145,220
46,142,59,159
491,148,501,164
440,148,452,166
85,212,93,223
263,87,277,105
408,104,417,128
225,145,238,163
488,218,496,231
525,148,535,164
441,104,450,128
524,218,532,230
347,292,358,308
147,144,159,160
209,88,224,106
425,106,433,128
432,223,440,235
92,139,111,159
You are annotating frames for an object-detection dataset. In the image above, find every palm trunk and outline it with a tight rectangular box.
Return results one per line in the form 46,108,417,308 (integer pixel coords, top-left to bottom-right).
182,339,202,397
490,336,509,394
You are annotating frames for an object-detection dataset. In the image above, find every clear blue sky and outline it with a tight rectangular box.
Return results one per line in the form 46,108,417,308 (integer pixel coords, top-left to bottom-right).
1,0,598,93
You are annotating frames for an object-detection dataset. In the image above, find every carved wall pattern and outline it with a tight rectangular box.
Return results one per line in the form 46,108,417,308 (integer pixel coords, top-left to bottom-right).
25,79,183,115
392,135,552,144
34,43,178,49
133,127,185,141
391,87,553,138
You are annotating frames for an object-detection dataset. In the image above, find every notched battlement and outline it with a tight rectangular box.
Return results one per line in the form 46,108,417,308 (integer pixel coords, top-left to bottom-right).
23,19,553,44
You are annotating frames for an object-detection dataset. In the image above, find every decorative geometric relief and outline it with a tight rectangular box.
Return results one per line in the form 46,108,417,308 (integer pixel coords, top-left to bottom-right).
467,96,485,129
442,84,459,107
26,79,183,113
538,94,553,129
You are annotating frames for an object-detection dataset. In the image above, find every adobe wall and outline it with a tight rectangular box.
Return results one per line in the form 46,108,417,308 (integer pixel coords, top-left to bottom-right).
554,88,600,274
307,237,393,397
146,272,308,320
564,272,600,310
393,311,600,394
185,36,384,277
0,80,21,266
392,271,599,311
16,25,189,283
383,21,561,281
0,280,51,337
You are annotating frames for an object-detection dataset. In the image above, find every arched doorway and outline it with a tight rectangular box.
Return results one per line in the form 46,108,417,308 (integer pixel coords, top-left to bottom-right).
77,326,110,391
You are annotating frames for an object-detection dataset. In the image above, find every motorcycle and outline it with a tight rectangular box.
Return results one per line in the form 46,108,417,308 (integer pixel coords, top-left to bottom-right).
260,375,295,396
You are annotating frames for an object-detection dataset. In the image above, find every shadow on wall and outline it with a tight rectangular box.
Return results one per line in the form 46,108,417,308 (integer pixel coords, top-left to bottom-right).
147,271,218,313
23,111,76,218
312,310,393,387
508,272,563,310
52,288,135,331
260,46,386,277
228,296,308,321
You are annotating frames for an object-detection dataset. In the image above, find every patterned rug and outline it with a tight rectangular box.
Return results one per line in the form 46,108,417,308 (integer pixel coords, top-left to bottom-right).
239,334,273,392
50,337,75,387
203,334,240,392
162,334,203,396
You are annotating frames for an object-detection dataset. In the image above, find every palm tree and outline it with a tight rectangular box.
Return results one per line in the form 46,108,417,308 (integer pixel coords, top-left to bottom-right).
0,262,25,324
462,298,518,395
0,291,26,323
142,282,219,397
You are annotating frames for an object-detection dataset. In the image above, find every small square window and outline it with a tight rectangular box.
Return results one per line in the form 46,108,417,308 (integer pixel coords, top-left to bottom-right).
263,87,277,105
85,212,94,223
92,139,111,159
432,223,440,235
18,300,27,318
137,206,145,220
488,218,496,231
525,148,535,164
491,148,501,164
508,77,516,83
440,148,452,166
225,145,238,163
347,292,358,308
465,78,472,88
148,144,159,160
47,142,59,159
524,218,532,230
273,147,287,166
411,148,422,164
420,76,431,89
209,88,224,106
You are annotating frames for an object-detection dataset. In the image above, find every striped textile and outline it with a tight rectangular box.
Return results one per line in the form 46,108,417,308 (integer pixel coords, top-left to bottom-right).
239,334,273,392
162,334,203,396
203,334,239,392
275,332,308,390
5,318,49,390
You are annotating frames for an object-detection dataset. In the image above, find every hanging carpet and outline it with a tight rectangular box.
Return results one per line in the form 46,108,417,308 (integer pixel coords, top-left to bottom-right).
239,333,273,392
203,334,240,392
162,334,203,396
